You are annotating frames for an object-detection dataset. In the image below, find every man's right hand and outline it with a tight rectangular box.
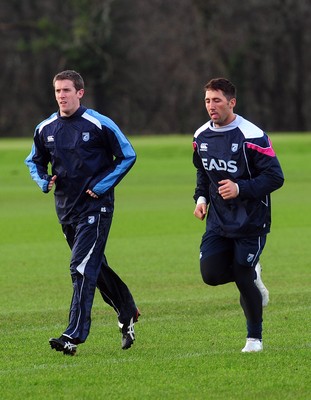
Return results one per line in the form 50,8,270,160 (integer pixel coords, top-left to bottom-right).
193,203,207,221
48,175,57,191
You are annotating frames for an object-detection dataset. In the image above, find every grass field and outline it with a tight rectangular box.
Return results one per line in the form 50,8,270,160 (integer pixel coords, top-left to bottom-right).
0,134,310,399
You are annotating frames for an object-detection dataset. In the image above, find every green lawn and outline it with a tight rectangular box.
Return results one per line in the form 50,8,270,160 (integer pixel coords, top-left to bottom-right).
0,134,310,399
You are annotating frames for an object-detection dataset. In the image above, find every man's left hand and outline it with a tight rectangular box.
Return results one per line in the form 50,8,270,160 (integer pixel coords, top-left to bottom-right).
218,179,239,200
86,189,99,199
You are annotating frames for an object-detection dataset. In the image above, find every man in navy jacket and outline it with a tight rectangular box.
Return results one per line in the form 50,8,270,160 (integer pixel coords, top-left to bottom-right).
25,70,139,355
193,78,284,352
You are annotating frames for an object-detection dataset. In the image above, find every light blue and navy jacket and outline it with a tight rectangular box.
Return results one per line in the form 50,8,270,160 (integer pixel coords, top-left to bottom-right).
25,105,136,224
193,115,284,238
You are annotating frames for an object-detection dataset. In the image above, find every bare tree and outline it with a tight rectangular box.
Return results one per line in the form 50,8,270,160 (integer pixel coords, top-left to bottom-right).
0,0,310,136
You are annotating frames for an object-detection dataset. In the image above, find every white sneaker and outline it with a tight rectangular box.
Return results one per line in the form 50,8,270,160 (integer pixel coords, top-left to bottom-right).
255,262,269,307
241,338,263,353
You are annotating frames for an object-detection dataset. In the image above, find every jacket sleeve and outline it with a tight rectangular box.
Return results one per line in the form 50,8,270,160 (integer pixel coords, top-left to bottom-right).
193,143,210,204
237,135,284,199
89,119,136,196
24,129,52,193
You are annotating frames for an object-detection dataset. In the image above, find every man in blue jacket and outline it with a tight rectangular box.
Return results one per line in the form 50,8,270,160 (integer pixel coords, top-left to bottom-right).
25,70,140,355
193,78,284,352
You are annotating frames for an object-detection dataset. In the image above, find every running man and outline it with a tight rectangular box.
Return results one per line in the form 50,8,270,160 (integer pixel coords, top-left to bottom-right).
193,78,284,352
25,70,140,355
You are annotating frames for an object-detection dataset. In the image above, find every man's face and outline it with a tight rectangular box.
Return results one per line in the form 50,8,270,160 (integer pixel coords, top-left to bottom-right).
205,89,236,127
54,79,84,117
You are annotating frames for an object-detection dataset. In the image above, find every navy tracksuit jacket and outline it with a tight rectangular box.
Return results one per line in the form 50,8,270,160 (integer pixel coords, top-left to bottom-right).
25,105,136,224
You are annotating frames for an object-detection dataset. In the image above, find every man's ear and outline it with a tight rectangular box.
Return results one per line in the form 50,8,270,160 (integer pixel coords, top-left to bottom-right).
229,97,236,109
77,89,85,99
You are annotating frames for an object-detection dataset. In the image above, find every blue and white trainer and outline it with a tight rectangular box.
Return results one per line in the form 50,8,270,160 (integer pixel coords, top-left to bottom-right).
118,309,140,350
49,336,77,356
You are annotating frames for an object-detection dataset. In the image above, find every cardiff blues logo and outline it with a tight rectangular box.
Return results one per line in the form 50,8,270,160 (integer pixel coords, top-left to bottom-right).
82,132,90,142
88,216,95,224
247,253,255,263
231,143,238,152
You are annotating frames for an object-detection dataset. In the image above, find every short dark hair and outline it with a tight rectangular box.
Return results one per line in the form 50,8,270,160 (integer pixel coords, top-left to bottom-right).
204,78,236,100
53,70,84,91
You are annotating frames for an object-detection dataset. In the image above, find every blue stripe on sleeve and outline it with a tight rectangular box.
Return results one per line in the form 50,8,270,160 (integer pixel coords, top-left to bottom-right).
83,110,136,195
25,144,49,192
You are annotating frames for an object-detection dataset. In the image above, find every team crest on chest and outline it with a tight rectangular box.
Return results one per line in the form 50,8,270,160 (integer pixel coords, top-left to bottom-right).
82,132,90,142
231,143,238,152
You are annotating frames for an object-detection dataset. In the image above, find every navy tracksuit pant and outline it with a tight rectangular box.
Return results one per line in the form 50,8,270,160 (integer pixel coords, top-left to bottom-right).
61,213,137,343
